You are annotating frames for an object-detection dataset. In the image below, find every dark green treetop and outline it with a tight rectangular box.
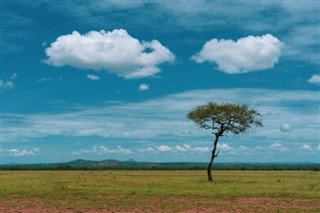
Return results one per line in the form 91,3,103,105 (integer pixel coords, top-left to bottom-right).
187,102,263,136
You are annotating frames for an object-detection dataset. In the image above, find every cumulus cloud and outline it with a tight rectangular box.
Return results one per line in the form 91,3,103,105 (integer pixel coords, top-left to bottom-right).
280,123,291,132
158,145,172,152
0,73,17,90
37,77,51,82
45,29,175,79
0,80,14,89
270,143,289,152
96,145,132,154
175,144,191,152
307,74,320,84
138,145,210,153
191,34,283,74
139,83,149,91
87,74,100,80
194,147,210,152
1,148,40,157
73,145,132,155
218,143,233,151
302,144,313,151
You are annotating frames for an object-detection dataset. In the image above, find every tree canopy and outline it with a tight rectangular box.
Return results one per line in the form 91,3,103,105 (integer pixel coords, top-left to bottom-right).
187,102,263,136
187,102,263,181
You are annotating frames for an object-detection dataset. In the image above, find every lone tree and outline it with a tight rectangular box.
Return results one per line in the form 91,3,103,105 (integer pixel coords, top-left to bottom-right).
187,102,262,181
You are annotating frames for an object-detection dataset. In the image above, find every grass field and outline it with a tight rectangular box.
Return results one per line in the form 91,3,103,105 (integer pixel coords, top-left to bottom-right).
1,170,319,212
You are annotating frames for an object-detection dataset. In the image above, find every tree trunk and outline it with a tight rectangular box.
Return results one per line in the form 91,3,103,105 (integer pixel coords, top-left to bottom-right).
207,136,219,181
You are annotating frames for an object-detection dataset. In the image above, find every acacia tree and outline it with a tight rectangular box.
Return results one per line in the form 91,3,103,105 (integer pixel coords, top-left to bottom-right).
187,102,262,181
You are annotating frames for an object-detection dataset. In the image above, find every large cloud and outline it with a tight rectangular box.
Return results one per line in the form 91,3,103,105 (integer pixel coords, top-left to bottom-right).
44,29,175,79
2,88,319,162
191,34,283,74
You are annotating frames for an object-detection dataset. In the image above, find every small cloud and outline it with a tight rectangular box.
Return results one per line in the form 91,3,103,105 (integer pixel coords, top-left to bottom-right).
280,123,291,132
0,80,14,89
98,145,132,154
139,83,149,91
117,146,132,154
45,29,175,79
157,145,172,152
37,77,52,82
176,144,191,152
87,74,100,80
1,73,17,90
138,147,157,152
270,143,289,152
4,148,40,157
239,146,253,152
79,145,132,155
191,34,283,74
316,144,320,151
218,143,233,151
9,73,18,80
302,144,313,151
307,74,320,84
194,146,210,152
264,111,280,116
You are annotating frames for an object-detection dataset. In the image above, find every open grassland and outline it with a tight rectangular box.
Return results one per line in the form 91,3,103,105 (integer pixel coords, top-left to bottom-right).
1,170,319,212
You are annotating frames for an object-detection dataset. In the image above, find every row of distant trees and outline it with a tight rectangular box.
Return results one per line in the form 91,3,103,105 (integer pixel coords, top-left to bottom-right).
1,164,319,171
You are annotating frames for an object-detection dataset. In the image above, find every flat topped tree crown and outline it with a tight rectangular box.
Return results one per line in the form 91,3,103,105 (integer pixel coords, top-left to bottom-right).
187,102,262,136
187,102,262,181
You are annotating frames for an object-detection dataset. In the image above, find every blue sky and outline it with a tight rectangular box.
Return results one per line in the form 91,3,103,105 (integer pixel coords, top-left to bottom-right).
1,1,319,164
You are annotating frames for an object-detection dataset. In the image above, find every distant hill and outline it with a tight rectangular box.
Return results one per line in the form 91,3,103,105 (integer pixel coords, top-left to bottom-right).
1,159,319,171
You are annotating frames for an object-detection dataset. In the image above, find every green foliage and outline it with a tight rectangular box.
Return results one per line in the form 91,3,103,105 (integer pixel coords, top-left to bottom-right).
187,102,262,135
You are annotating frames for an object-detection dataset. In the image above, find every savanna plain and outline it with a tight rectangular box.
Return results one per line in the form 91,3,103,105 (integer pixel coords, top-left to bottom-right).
1,170,319,212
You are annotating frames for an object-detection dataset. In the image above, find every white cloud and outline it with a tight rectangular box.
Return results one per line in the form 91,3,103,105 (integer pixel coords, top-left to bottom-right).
138,147,157,153
158,145,172,152
9,73,18,80
280,123,291,132
191,34,283,74
0,80,14,89
176,144,191,152
217,143,233,151
1,148,40,157
270,143,289,152
139,83,149,91
302,144,313,151
97,146,132,154
45,29,175,79
194,147,210,152
87,74,100,81
74,145,132,155
37,77,51,82
316,145,320,151
117,146,133,154
307,74,320,84
0,73,17,90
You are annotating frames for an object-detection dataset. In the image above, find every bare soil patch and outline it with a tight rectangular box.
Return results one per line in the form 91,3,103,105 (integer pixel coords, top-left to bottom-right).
1,195,319,213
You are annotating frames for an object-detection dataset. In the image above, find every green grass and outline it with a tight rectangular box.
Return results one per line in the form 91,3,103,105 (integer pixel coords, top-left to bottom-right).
1,170,319,212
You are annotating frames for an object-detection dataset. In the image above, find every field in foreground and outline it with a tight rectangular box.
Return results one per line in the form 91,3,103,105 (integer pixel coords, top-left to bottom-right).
1,170,319,212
